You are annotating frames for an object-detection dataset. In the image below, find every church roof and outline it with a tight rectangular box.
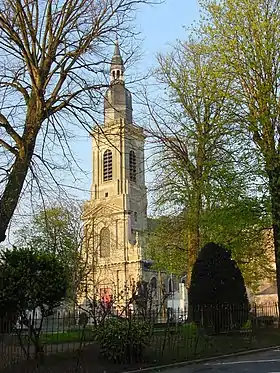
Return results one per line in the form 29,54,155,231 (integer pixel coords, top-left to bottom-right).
111,40,123,66
256,283,277,295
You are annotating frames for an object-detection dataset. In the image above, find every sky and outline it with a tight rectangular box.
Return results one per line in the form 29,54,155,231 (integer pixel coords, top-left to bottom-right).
137,0,200,62
70,0,201,203
4,0,201,240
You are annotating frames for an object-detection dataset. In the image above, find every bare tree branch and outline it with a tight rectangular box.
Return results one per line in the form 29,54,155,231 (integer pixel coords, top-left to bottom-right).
0,0,161,242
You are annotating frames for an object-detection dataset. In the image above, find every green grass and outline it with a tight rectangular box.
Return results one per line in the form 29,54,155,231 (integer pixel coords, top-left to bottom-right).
41,328,95,345
12,323,280,364
5,326,280,373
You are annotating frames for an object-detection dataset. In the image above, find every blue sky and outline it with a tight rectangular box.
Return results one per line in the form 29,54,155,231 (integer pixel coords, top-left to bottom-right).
137,0,200,60
3,1,201,242
70,0,200,202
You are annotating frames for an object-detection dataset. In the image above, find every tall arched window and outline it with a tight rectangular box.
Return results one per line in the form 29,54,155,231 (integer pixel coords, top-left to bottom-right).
168,278,174,294
129,150,136,182
100,227,110,258
103,150,112,181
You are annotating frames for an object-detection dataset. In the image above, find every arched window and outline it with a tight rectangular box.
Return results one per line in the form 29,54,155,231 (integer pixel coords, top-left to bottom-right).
100,227,110,258
150,277,157,295
103,150,112,181
129,150,136,182
117,70,120,78
168,278,174,294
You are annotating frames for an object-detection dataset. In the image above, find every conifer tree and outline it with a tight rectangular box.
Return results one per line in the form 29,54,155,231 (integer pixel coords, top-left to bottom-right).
188,242,249,331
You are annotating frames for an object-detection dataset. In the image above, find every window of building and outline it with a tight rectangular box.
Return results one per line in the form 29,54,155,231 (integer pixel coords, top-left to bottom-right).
84,223,89,255
134,212,138,222
100,227,110,258
168,278,174,294
129,150,136,182
150,277,157,295
103,150,112,182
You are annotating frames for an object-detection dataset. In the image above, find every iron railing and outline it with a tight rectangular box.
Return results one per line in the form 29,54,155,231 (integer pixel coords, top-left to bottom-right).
0,303,279,372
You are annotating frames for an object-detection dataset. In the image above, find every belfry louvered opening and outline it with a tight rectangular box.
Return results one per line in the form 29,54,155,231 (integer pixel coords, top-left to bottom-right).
129,150,136,182
103,150,112,181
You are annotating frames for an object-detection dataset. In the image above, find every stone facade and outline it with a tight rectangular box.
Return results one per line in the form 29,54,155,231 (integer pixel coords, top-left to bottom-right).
81,42,161,309
254,229,278,305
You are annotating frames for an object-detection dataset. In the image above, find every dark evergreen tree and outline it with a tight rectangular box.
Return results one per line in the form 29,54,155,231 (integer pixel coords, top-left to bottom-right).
188,242,249,332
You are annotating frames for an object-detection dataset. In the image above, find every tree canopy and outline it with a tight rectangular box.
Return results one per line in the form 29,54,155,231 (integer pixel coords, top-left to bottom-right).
0,246,69,317
145,33,272,289
0,246,69,357
195,0,280,303
14,203,85,303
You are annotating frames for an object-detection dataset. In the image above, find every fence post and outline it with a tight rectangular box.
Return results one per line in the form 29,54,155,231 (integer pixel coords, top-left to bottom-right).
253,303,257,332
276,302,280,329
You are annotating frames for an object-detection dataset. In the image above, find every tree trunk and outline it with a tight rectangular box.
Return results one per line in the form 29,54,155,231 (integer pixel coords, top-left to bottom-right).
0,92,44,242
186,188,201,287
0,143,36,242
186,224,200,287
267,167,280,306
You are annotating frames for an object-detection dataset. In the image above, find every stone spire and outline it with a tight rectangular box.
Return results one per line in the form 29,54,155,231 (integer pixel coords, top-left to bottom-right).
110,39,124,83
104,41,132,125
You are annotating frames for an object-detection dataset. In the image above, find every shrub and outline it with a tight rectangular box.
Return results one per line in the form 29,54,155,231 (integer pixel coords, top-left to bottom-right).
0,247,69,358
241,319,252,329
178,322,207,357
95,317,150,363
179,322,198,338
188,242,249,332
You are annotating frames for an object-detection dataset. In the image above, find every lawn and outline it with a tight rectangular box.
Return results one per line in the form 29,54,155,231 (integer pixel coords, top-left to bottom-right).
2,325,280,373
41,324,176,344
41,328,95,345
146,327,280,364
2,328,280,373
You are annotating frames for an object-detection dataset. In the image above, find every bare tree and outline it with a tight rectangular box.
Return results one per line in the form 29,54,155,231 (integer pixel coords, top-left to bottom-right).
0,0,161,243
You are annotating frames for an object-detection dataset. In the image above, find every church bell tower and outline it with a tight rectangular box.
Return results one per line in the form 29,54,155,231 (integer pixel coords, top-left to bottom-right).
83,41,148,304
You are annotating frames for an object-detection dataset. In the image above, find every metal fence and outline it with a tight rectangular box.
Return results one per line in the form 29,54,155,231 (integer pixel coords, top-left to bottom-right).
0,303,280,372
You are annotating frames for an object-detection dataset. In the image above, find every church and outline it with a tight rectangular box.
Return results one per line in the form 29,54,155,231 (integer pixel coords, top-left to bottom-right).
81,42,187,312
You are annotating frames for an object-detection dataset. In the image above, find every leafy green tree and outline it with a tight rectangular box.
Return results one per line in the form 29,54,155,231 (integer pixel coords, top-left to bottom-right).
197,0,280,310
146,216,187,275
16,205,81,258
15,204,84,304
147,199,274,293
188,242,249,332
0,246,69,358
146,37,258,284
201,196,274,292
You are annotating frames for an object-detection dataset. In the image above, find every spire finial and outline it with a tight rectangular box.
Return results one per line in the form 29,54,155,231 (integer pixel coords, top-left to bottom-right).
113,38,121,59
110,39,124,83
